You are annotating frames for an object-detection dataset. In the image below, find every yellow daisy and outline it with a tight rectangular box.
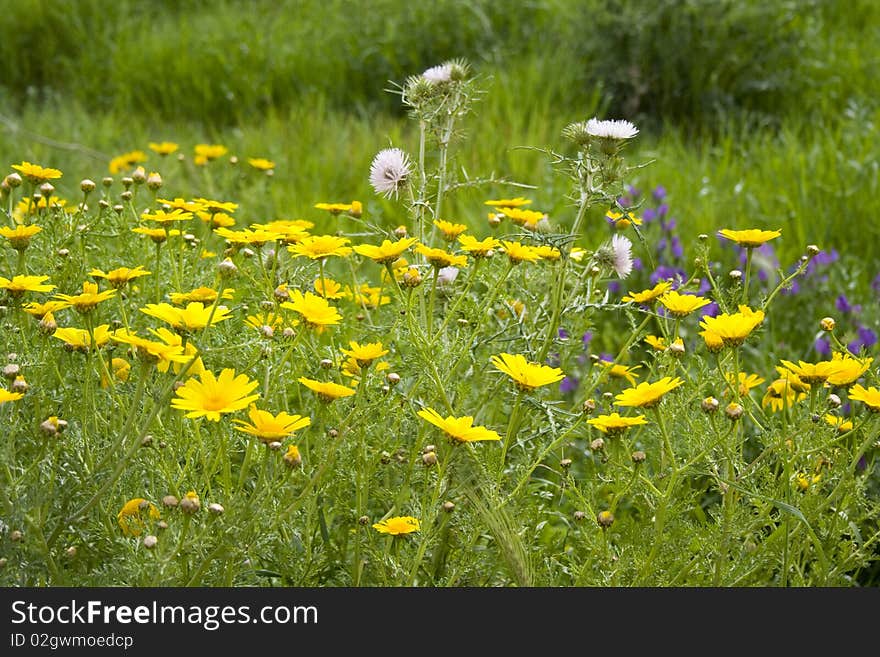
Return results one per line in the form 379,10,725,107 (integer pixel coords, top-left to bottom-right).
171,368,260,421
658,290,711,318
416,407,501,443
614,377,684,408
587,412,649,435
287,235,353,259
490,352,565,392
718,228,782,248
298,377,357,402
372,516,420,535
233,405,310,443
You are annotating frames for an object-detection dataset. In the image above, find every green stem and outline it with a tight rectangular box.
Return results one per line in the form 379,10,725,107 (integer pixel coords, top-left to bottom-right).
742,247,753,306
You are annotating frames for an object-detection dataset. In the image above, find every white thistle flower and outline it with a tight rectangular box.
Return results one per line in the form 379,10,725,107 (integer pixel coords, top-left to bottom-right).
369,148,412,199
437,266,459,286
585,118,639,140
610,234,633,278
422,63,453,84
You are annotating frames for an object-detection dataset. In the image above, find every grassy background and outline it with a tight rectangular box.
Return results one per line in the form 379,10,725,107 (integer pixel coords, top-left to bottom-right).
1,0,878,266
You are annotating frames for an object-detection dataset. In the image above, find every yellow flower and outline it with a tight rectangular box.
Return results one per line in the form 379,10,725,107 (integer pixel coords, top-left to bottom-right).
244,312,287,333
779,359,841,386
254,220,310,243
533,245,562,261
247,157,275,171
117,498,161,537
823,414,853,433
794,471,822,492
0,274,55,297
281,290,342,331
345,284,390,310
433,219,468,241
501,207,546,229
171,368,260,421
298,377,357,402
194,144,229,161
89,266,151,289
622,281,672,304
0,387,25,404
168,287,234,305
762,377,807,412
111,330,189,372
23,300,69,318
606,209,643,228
484,197,532,208
718,228,782,248
101,357,132,388
140,302,232,333
644,335,666,351
314,277,345,300
287,235,352,259
458,234,500,258
698,306,764,347
372,516,420,535
414,243,468,268
500,241,542,265
587,412,649,434
54,281,116,313
417,407,501,443
726,372,766,396
214,226,275,246
0,224,42,251
192,197,238,214
699,328,725,353
157,197,203,212
490,352,565,392
848,384,880,412
132,227,181,243
197,211,236,228
141,208,193,223
108,150,147,175
599,360,641,386
52,325,113,352
658,290,711,318
353,237,417,264
148,141,179,156
149,328,205,376
614,377,684,408
314,201,361,215
13,197,68,221
233,404,310,442
341,341,389,367
825,353,873,387
12,161,63,183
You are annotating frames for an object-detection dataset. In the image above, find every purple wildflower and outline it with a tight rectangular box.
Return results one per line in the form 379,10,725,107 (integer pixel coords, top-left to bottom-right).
632,257,643,271
642,208,657,223
582,331,593,346
814,336,831,357
558,328,570,340
653,185,667,202
559,376,579,395
670,236,684,258
608,281,621,294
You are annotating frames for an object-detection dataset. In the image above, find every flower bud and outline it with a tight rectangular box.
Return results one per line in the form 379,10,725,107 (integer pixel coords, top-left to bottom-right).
65,546,77,558
102,176,114,187
283,445,302,468
80,178,96,194
121,176,134,189
6,172,22,188
39,182,55,199
820,317,835,332
573,511,586,521
728,269,742,281
179,492,200,514
560,458,572,469
162,495,179,508
386,372,401,386
590,437,605,452
207,503,225,514
393,225,408,239
2,363,20,380
442,501,456,513
358,515,370,526
320,358,333,369
268,441,283,451
597,511,614,529
422,451,438,466
218,258,237,278
725,402,744,421
143,535,158,549
828,393,842,408
273,284,290,302
806,244,820,257
146,172,163,190
582,398,596,414
120,190,133,202
701,396,720,413
631,450,646,464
